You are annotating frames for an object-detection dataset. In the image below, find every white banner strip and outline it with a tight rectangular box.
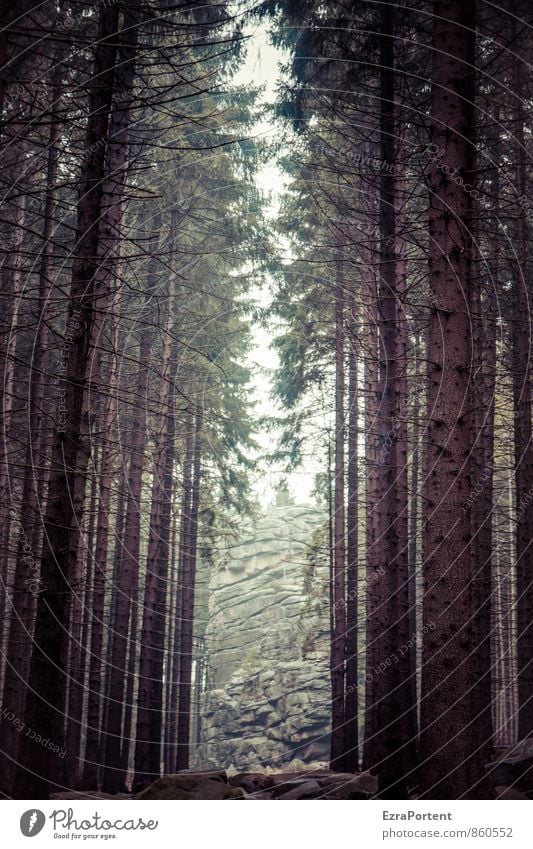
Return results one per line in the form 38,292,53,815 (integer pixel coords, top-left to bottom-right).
3,799,531,848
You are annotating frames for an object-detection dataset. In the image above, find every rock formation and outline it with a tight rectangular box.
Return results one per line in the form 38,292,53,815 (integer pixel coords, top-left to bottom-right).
198,504,332,771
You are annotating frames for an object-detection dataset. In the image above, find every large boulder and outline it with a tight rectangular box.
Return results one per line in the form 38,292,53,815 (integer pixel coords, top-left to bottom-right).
175,768,227,783
51,791,131,800
277,780,323,800
199,505,331,771
272,774,372,800
229,773,275,794
135,775,243,800
317,778,372,800
132,769,375,800
305,769,377,794
271,776,321,798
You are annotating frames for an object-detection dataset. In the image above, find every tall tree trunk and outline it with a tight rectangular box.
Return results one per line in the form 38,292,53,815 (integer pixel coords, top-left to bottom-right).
100,243,159,793
330,251,346,771
372,4,409,798
511,45,533,740
0,188,28,626
408,333,422,743
168,407,194,774
344,287,359,772
469,147,496,761
81,41,138,779
362,221,381,770
419,0,487,799
393,181,418,769
81,291,121,790
163,495,179,772
176,404,204,770
96,465,127,777
134,288,178,786
13,6,121,799
64,443,100,787
0,61,61,789
76,450,101,784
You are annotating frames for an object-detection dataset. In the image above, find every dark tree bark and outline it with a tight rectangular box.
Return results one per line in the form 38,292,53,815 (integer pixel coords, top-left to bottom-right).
134,346,177,783
0,1,50,123
82,291,121,790
469,152,495,761
408,333,422,745
0,188,28,617
372,3,410,798
0,55,62,791
13,6,121,799
167,406,194,774
74,449,101,785
362,222,381,771
511,43,533,741
393,182,418,770
164,504,179,772
343,286,359,772
100,265,156,792
330,250,346,771
81,13,138,781
64,439,100,787
134,268,178,785
176,404,204,770
420,0,488,799
96,464,127,779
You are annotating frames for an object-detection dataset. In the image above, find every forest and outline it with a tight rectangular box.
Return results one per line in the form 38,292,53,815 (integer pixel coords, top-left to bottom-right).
0,0,532,804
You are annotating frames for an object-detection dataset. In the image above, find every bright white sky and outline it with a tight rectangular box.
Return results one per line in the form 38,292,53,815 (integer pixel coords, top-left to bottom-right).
231,26,322,508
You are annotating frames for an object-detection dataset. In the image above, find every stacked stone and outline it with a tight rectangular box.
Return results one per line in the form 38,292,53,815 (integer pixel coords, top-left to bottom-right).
199,505,332,771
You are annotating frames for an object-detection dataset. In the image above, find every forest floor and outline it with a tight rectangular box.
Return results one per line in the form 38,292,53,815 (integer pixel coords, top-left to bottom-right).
50,769,376,800
49,766,531,800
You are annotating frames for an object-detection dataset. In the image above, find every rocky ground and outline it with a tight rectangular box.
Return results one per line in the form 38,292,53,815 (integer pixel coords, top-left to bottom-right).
134,768,378,800
51,768,376,800
50,739,533,800
199,505,332,771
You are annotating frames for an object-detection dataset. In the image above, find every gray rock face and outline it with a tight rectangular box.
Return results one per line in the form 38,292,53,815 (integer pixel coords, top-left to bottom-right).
198,504,331,771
